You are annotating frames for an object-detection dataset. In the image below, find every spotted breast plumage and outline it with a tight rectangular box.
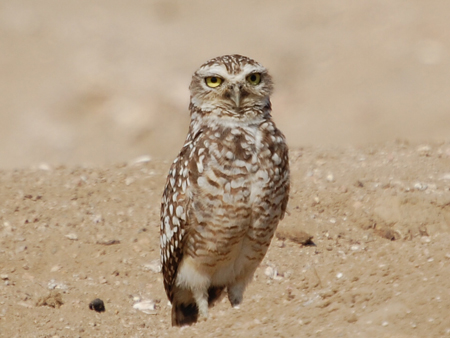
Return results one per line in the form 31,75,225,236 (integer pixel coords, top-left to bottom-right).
160,54,290,326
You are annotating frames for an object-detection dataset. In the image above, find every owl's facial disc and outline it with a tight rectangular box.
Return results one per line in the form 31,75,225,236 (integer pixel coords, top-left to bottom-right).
190,56,273,114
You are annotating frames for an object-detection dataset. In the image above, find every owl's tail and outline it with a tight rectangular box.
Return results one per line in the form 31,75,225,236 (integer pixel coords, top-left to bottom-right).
171,286,225,326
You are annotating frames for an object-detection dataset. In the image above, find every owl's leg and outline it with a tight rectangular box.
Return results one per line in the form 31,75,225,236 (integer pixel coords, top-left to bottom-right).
227,258,261,308
227,281,246,307
192,288,209,321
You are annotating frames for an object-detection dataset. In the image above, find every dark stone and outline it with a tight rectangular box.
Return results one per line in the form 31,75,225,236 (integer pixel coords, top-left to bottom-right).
89,298,105,312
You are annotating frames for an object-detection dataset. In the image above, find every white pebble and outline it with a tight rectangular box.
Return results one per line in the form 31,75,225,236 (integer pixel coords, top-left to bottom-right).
264,266,277,279
92,214,102,223
382,321,389,326
125,177,135,186
143,260,161,273
130,155,152,165
133,300,156,314
38,163,51,171
47,279,68,290
414,182,428,191
336,272,343,279
50,265,61,272
326,173,334,182
421,236,431,243
417,145,431,156
65,233,78,240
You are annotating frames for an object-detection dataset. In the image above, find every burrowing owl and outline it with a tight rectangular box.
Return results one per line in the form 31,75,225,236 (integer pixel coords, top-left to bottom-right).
160,54,289,326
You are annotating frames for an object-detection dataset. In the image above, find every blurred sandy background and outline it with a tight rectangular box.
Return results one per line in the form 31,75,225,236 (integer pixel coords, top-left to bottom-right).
1,0,449,169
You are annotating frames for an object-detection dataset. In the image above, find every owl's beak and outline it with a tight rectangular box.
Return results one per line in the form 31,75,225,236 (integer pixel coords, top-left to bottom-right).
229,85,241,107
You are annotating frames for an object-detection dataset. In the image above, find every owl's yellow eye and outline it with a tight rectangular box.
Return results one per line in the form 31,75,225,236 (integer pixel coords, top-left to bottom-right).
205,76,223,88
247,73,261,85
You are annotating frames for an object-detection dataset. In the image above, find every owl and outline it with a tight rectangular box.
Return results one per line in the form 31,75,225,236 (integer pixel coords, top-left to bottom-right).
160,54,289,326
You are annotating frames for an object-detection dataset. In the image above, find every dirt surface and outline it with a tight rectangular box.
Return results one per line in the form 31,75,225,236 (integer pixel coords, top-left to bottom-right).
1,1,450,337
1,141,450,337
1,0,450,169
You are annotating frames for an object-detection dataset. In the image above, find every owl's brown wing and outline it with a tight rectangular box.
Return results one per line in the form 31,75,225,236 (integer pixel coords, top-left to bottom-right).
278,133,290,220
160,148,190,302
160,130,202,302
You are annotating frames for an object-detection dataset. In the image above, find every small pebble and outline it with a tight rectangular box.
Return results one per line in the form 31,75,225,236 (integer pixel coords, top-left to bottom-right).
143,260,161,273
417,145,431,156
65,233,78,240
336,273,343,279
414,182,428,191
38,163,52,171
265,266,276,279
125,177,135,186
133,300,156,314
130,155,152,165
16,245,27,253
51,265,61,272
89,298,105,312
47,279,68,290
382,321,389,326
421,237,431,243
347,313,358,323
92,215,103,223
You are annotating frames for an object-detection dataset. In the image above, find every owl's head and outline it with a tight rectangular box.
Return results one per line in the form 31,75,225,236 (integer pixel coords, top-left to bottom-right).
189,55,273,118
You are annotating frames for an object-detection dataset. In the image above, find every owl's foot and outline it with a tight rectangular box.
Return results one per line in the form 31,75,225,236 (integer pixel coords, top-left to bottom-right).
227,283,245,307
193,288,209,322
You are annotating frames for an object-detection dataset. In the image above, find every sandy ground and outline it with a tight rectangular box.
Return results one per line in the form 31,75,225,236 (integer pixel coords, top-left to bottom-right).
1,0,450,169
1,1,450,337
1,141,450,337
